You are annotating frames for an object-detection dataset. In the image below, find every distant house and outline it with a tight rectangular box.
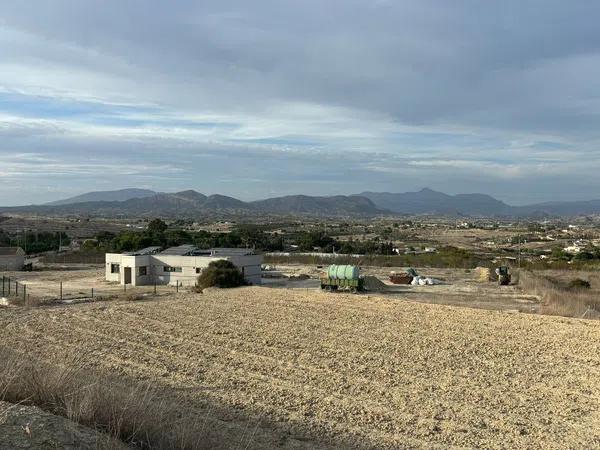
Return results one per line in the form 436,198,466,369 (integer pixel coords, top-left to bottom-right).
0,247,26,271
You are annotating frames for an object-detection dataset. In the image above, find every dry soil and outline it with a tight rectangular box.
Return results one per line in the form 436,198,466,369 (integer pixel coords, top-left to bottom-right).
1,287,599,449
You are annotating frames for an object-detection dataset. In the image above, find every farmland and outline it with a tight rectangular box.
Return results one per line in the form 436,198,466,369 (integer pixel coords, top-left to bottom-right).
2,287,599,448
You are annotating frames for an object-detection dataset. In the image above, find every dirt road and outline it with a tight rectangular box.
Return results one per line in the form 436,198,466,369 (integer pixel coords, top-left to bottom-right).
1,287,599,448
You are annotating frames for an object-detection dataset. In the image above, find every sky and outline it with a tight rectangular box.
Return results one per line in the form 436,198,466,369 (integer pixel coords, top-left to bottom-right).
1,1,600,206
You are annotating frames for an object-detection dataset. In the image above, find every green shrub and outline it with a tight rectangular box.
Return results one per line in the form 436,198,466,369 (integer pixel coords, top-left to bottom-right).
196,260,247,290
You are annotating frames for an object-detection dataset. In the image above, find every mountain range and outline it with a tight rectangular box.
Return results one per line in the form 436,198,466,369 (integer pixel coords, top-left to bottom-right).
2,187,600,218
0,189,383,218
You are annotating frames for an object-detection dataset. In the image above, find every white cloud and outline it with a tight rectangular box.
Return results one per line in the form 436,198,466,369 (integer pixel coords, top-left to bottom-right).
1,1,600,204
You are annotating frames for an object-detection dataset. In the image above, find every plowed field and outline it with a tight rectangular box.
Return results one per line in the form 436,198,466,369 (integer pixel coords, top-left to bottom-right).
1,287,599,449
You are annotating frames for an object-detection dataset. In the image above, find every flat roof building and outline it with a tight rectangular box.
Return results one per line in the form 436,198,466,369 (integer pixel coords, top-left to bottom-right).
105,246,262,287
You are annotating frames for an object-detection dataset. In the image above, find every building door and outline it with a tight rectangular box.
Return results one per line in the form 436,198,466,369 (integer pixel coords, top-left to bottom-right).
124,267,132,284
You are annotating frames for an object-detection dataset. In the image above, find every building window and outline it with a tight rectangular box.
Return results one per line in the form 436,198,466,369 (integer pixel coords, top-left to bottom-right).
138,266,147,276
164,266,182,273
110,263,120,274
195,267,201,274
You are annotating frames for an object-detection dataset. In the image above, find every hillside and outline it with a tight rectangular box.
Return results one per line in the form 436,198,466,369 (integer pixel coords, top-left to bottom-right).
251,194,383,215
46,188,157,205
361,188,600,217
359,188,514,216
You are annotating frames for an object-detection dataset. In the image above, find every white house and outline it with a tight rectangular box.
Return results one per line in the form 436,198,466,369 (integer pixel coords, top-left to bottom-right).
0,247,25,271
105,245,262,287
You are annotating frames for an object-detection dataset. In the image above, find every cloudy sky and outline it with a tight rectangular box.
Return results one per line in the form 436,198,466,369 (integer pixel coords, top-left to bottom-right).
1,1,600,205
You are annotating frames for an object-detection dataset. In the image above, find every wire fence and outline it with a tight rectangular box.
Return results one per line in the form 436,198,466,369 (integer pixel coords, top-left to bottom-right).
1,274,189,307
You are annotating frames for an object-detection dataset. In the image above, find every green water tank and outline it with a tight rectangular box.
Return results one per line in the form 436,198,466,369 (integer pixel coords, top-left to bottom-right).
327,265,360,280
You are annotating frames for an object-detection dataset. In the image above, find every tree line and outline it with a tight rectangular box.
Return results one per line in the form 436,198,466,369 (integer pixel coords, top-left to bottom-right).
80,219,399,255
0,230,70,254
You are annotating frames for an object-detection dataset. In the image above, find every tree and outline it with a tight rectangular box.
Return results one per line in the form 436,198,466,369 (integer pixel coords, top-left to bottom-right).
196,260,247,290
297,231,336,252
147,218,168,234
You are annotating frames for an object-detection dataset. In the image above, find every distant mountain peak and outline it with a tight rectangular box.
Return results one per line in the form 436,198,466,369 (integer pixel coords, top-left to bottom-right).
46,188,157,206
172,190,207,202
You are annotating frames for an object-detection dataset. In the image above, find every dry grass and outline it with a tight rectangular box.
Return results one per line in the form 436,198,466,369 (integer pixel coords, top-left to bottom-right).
0,347,211,449
519,270,600,318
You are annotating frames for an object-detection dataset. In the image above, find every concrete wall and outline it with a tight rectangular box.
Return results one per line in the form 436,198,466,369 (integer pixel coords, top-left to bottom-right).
105,253,122,283
105,253,263,286
0,255,25,271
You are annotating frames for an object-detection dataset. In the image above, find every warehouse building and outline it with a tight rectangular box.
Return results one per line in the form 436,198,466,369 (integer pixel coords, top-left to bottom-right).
105,245,262,286
0,247,25,271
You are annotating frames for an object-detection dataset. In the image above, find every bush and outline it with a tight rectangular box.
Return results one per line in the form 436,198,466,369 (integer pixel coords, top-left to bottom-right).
568,278,591,290
196,260,247,290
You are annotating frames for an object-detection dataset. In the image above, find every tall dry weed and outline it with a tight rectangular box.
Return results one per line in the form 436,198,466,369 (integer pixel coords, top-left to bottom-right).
519,271,599,319
0,347,211,449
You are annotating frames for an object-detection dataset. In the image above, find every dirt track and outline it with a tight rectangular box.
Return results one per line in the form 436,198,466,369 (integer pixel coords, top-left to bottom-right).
1,287,600,449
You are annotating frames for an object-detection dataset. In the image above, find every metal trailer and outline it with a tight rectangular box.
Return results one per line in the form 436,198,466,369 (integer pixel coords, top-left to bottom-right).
320,276,364,293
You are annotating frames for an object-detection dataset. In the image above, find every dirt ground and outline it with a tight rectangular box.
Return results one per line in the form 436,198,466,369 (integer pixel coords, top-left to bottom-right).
2,263,538,313
1,287,599,449
1,264,177,301
266,265,541,313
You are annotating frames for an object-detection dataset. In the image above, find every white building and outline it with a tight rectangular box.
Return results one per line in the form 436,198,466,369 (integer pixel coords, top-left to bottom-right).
105,245,262,287
0,247,25,271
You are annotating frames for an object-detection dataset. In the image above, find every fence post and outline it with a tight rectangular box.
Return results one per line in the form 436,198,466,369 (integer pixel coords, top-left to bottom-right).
60,281,63,300
7,277,10,295
15,281,18,296
153,280,156,294
23,284,26,304
176,281,179,293
91,288,94,299
2,275,4,296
